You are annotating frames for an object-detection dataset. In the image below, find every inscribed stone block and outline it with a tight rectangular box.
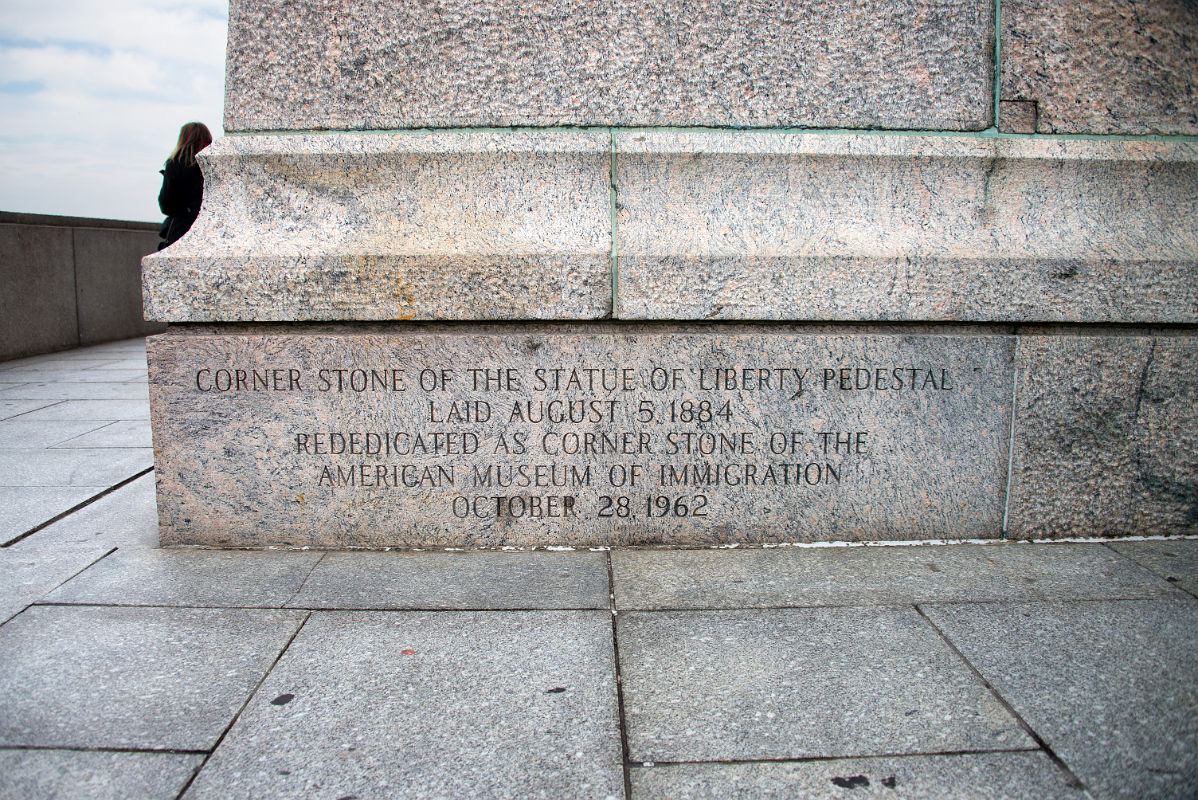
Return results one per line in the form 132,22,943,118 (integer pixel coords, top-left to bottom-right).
148,328,1013,547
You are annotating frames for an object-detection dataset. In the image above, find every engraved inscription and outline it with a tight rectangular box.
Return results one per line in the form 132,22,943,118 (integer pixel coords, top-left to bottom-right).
150,333,1014,546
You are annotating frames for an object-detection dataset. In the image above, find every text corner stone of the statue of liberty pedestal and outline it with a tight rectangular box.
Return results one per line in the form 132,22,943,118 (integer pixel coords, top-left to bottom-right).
148,330,1015,548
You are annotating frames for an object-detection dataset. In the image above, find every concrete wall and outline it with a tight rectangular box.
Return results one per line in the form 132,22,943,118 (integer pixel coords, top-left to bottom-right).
0,212,167,362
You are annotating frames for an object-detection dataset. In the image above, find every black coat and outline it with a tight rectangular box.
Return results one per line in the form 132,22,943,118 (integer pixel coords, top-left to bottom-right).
157,159,204,249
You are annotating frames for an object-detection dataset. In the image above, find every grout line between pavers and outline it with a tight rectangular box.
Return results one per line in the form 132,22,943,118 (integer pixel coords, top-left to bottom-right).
0,743,208,756
1001,332,1021,537
911,604,1090,793
628,745,1044,769
44,419,121,448
607,551,634,800
0,466,154,548
1099,541,1198,601
0,399,69,423
174,610,313,800
0,547,117,628
280,551,328,608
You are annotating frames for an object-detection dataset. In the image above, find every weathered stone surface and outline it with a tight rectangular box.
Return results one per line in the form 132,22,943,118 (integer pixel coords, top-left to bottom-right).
1006,335,1198,538
616,132,1198,323
142,132,611,322
224,0,993,131
1109,539,1198,598
630,752,1084,799
0,605,306,749
618,607,1032,762
0,750,202,800
923,599,1198,799
148,327,1012,547
611,542,1182,610
184,611,623,799
1001,0,1198,134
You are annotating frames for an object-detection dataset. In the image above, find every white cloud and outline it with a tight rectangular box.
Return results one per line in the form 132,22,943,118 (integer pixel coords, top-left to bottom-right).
0,0,227,221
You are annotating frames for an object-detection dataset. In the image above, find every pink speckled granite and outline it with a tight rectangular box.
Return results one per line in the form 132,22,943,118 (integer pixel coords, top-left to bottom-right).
223,0,993,131
1006,334,1198,539
147,326,1013,548
142,131,611,322
1001,0,1198,134
615,132,1198,323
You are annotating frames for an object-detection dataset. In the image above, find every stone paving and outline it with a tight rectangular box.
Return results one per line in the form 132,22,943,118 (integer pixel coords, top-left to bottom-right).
1,338,1196,799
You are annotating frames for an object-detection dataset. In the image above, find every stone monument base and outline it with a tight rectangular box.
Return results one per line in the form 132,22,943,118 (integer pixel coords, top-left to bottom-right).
146,324,1195,548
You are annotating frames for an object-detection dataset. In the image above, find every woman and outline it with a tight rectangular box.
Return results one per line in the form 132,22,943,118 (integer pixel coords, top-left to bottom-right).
157,121,213,250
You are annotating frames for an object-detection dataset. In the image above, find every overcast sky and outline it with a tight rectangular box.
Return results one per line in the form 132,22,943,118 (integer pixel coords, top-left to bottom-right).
0,0,227,222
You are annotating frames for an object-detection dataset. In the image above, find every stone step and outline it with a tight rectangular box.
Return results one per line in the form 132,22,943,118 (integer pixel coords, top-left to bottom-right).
143,131,1198,324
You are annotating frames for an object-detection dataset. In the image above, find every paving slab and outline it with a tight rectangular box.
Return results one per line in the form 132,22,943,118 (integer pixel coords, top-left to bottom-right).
0,485,108,545
1107,540,1198,598
612,543,1182,610
0,381,150,400
0,369,147,384
184,610,623,799
18,473,159,550
922,599,1198,800
0,545,113,624
0,398,60,421
87,358,149,371
51,420,153,448
0,748,202,800
0,419,111,448
0,448,152,486
630,751,1084,799
617,607,1033,762
15,399,149,421
45,548,322,608
0,605,306,750
289,550,610,610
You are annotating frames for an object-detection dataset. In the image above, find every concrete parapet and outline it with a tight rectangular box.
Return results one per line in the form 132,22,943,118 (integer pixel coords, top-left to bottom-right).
0,213,165,362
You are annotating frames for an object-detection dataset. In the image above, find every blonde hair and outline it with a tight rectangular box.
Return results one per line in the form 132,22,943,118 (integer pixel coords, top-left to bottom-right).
168,122,213,167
